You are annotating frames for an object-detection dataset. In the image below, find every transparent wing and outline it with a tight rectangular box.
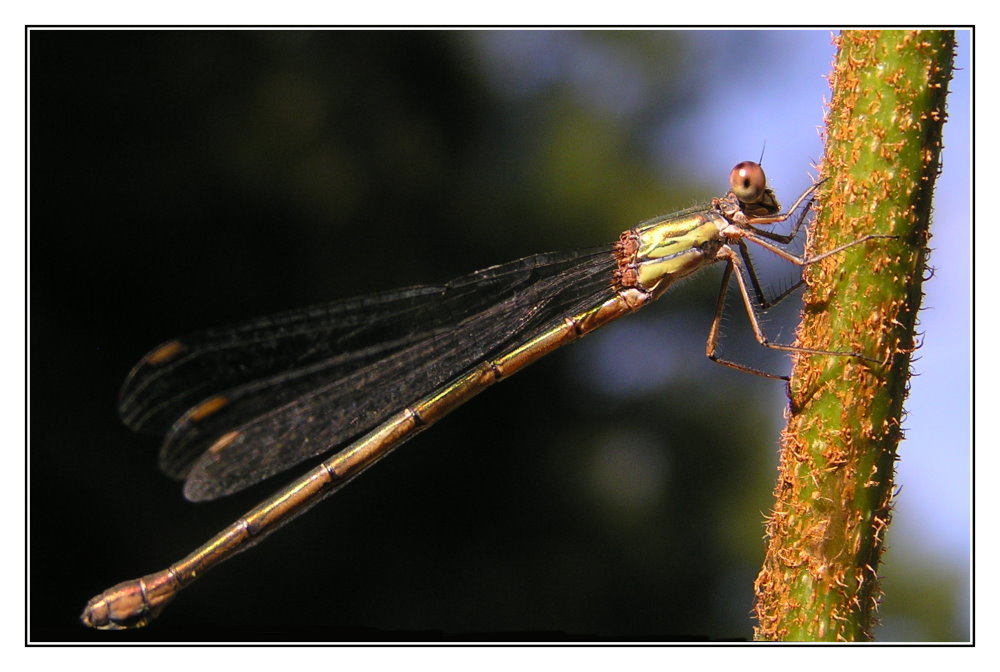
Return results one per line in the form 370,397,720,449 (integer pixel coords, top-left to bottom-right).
119,248,616,501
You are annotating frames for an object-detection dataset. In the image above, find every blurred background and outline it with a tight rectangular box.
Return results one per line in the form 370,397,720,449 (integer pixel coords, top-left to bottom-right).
29,29,970,641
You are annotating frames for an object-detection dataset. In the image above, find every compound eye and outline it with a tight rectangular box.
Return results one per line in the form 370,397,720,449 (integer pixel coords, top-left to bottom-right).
729,161,768,204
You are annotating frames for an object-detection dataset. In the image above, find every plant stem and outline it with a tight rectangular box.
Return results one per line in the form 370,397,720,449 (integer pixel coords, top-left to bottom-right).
752,29,955,642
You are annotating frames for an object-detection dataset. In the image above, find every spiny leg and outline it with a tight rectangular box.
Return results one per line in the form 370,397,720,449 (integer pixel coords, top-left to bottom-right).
742,232,893,268
735,238,813,312
705,256,786,380
739,228,895,311
744,193,818,244
739,177,825,235
736,239,769,308
706,246,878,379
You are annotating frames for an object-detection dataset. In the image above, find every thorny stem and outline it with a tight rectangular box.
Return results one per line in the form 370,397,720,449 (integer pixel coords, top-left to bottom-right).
752,30,955,641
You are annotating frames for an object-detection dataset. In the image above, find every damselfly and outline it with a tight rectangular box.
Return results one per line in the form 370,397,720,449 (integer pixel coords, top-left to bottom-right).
81,161,882,630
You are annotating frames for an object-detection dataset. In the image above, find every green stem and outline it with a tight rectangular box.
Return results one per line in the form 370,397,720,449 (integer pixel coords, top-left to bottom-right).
752,30,955,642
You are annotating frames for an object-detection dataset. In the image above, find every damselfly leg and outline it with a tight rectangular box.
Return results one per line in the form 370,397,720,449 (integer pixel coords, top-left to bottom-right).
705,166,892,378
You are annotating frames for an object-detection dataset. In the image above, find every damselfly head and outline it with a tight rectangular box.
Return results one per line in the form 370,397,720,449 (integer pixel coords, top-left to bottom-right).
729,161,768,204
728,161,780,217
